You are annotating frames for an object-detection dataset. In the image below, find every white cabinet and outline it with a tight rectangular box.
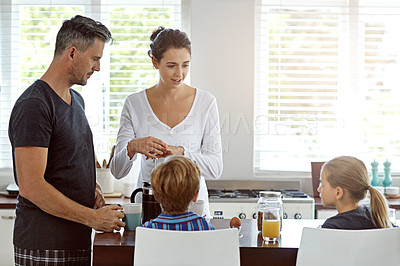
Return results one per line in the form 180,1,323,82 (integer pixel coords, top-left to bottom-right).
0,209,15,266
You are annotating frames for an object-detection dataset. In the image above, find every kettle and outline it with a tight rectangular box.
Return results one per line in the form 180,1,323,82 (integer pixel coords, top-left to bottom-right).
131,182,162,224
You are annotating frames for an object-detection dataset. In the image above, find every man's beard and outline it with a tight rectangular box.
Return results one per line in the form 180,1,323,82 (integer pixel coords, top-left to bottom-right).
68,67,87,86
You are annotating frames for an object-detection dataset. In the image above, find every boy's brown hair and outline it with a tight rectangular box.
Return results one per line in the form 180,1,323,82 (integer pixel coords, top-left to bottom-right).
151,156,201,215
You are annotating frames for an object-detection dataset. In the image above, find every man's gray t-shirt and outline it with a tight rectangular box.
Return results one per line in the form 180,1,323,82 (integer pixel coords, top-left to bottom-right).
9,79,96,250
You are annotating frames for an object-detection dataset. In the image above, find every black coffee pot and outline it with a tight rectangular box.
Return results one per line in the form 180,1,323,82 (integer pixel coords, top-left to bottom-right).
131,182,162,224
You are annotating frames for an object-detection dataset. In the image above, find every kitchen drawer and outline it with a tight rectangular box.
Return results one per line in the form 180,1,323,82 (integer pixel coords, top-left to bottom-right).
0,209,15,266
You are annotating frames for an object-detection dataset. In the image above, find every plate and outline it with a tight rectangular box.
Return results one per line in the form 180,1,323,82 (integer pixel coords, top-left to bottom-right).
386,194,400,199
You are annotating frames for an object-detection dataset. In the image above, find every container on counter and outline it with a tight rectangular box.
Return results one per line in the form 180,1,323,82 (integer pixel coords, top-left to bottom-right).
96,168,114,194
256,191,283,233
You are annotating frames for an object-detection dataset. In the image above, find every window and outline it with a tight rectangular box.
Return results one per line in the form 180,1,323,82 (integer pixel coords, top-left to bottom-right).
255,0,400,172
0,0,185,168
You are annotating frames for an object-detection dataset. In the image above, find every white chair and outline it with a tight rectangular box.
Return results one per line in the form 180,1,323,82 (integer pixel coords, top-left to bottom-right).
134,227,240,266
296,227,400,266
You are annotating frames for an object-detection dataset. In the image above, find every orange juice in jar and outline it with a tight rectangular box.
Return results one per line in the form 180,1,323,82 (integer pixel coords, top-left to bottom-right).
262,220,280,240
256,191,283,232
262,208,281,242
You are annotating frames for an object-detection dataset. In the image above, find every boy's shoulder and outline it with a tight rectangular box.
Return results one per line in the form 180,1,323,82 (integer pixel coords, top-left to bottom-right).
142,212,215,230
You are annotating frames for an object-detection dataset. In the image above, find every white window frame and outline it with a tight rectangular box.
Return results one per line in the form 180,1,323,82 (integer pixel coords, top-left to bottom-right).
254,0,400,175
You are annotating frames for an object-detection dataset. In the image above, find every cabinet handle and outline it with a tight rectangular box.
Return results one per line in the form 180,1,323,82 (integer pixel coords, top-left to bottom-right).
1,215,16,220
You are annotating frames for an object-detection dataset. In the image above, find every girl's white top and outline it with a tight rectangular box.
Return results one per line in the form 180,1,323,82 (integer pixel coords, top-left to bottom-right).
110,88,223,217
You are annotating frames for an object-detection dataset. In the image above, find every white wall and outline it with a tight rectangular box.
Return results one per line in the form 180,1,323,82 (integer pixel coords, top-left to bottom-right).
191,0,256,180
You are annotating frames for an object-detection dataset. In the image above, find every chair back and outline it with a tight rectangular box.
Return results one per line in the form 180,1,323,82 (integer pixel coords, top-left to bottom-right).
296,227,400,266
134,227,240,266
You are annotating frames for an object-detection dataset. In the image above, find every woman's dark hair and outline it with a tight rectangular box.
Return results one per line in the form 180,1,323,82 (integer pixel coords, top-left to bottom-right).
54,15,113,56
148,26,191,61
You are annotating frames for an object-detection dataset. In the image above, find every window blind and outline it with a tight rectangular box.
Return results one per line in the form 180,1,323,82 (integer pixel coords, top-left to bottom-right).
0,3,86,168
0,0,184,168
103,2,182,160
255,0,400,172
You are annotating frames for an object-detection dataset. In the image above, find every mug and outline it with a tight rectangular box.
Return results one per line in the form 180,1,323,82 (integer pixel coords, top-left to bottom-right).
389,208,396,226
122,203,142,230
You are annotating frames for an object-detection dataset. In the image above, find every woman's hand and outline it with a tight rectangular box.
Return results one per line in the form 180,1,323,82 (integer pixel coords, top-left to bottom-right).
127,136,168,160
163,145,185,156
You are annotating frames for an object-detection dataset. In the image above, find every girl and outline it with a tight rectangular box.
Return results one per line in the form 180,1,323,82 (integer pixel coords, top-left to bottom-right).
318,156,392,229
110,27,223,218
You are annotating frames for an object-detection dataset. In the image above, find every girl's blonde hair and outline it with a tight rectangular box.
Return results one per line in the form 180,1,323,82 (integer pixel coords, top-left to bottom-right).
322,156,391,228
151,156,200,215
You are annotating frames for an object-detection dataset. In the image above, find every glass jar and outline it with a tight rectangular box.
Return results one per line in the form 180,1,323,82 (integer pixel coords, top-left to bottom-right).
256,191,283,234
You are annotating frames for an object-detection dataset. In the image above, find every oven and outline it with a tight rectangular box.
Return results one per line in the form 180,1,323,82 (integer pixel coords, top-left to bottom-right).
208,189,315,220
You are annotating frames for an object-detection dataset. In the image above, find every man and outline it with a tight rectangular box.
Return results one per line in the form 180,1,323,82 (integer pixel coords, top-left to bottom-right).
8,15,124,265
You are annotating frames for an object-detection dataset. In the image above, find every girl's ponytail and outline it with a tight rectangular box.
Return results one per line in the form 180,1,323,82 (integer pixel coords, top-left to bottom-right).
368,186,392,228
324,156,392,229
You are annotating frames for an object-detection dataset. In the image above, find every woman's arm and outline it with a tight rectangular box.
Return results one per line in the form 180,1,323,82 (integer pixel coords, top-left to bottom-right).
183,97,223,180
110,99,137,179
110,97,168,179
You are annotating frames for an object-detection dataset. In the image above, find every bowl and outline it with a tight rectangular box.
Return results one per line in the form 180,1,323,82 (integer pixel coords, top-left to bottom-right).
385,186,399,196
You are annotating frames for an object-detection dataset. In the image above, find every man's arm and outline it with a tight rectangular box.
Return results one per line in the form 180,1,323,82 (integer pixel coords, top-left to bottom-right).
94,183,105,209
15,146,124,232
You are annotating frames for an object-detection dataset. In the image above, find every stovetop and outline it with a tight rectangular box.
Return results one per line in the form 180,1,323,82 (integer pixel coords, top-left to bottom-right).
208,189,311,199
207,189,315,219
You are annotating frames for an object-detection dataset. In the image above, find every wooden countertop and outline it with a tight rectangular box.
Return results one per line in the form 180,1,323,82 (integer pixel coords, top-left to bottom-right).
93,219,324,266
0,195,17,209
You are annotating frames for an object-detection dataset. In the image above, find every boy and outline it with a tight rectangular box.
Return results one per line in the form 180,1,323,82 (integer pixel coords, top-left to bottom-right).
142,156,214,230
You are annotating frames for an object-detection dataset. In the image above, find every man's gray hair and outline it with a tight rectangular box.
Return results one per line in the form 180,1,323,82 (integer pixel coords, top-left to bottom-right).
54,15,113,56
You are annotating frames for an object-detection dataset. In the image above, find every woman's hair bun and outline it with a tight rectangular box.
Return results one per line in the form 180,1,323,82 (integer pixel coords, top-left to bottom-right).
148,26,191,61
150,26,165,42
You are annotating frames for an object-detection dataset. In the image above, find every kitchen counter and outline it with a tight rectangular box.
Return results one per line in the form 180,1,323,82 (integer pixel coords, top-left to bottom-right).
0,194,130,209
0,195,17,209
3,194,400,210
314,197,400,210
93,219,324,266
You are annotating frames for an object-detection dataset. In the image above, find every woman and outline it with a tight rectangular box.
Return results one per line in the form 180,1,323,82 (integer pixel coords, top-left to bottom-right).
110,26,223,217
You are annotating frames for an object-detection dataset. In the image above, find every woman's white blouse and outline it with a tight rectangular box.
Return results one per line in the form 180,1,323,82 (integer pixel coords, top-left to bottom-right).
110,88,223,217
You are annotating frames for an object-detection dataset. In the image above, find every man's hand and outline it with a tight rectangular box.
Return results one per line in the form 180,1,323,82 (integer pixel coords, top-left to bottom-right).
90,204,125,232
15,147,124,232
